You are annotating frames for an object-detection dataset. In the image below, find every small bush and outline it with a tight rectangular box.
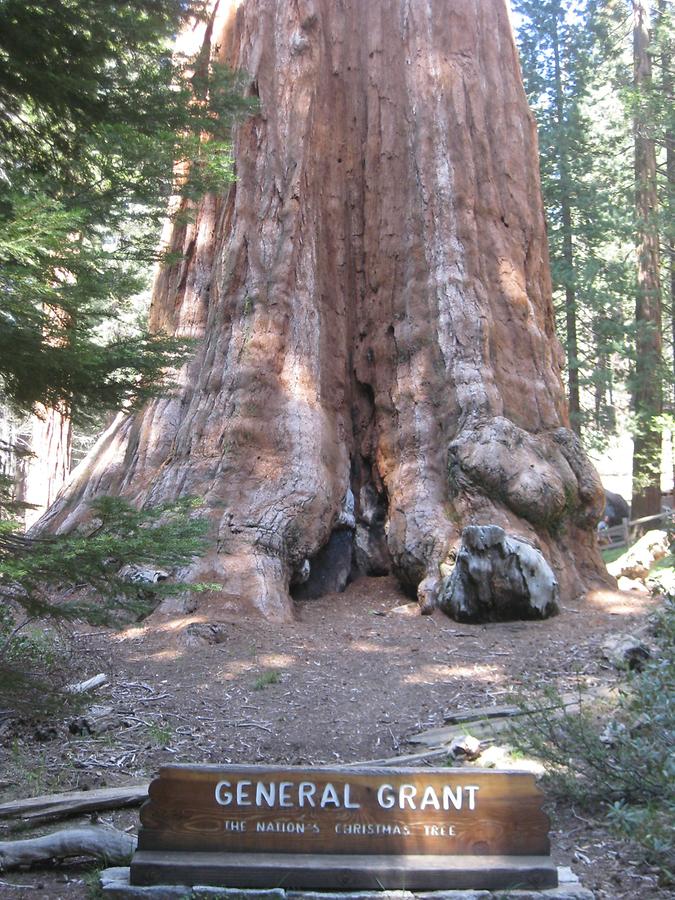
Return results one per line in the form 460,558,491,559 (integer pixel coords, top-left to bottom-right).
510,596,674,883
146,722,172,747
0,496,212,714
253,670,281,690
0,606,74,715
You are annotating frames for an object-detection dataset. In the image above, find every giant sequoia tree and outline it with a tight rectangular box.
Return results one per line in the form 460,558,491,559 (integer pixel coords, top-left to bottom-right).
35,0,611,622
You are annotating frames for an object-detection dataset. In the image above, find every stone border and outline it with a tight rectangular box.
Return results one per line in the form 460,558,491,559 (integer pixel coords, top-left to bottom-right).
100,867,594,900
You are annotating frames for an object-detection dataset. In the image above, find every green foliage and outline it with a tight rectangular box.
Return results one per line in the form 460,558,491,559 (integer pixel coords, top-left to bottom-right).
253,670,282,690
0,5,250,714
0,496,212,712
515,0,674,487
83,867,105,900
0,496,210,623
601,544,628,564
510,597,675,882
146,721,172,747
0,0,256,425
514,0,634,443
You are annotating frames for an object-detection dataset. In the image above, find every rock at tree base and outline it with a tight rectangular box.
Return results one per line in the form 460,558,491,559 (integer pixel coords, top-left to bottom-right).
439,526,560,622
181,623,228,646
601,633,651,671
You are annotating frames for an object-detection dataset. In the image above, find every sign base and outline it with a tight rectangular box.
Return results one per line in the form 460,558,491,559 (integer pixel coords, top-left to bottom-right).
130,850,558,892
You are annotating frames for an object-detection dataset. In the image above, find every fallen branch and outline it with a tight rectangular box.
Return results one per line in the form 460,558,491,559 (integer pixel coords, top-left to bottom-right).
0,783,149,824
0,826,136,871
66,673,107,695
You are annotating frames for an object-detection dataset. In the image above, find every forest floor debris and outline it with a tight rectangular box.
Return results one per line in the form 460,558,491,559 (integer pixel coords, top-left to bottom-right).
0,575,670,898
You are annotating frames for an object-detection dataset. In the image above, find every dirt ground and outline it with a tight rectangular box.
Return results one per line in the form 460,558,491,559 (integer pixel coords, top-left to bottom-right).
0,576,671,899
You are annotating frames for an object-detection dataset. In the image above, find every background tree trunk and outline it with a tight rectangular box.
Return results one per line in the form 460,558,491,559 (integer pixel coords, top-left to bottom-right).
658,0,674,492
23,404,72,528
631,0,663,519
34,0,610,621
551,7,582,436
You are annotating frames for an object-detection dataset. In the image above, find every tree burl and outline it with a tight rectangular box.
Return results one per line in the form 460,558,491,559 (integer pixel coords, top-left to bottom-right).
35,0,611,621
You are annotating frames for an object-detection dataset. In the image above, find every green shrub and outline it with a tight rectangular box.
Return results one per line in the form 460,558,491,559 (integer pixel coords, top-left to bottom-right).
0,496,212,713
253,670,281,690
510,597,674,883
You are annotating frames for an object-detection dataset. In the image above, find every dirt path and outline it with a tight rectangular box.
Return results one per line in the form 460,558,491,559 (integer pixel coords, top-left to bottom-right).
0,576,669,898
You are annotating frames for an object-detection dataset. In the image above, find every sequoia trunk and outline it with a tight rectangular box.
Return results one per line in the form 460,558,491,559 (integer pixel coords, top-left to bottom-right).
34,0,610,621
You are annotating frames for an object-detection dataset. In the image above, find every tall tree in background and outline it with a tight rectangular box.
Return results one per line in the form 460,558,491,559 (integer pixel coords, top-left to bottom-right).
516,0,673,512
656,0,674,487
34,0,610,622
514,0,594,435
631,0,663,517
514,0,635,443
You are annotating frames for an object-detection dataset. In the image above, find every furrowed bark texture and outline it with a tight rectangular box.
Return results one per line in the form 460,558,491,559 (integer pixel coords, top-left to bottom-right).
35,0,609,621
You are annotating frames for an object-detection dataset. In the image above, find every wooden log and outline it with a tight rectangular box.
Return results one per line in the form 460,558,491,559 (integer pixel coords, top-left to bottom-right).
607,528,670,579
66,673,107,694
0,826,136,871
0,783,149,823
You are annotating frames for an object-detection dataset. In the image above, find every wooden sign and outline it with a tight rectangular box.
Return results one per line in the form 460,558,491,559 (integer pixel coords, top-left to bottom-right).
137,763,549,855
130,764,558,891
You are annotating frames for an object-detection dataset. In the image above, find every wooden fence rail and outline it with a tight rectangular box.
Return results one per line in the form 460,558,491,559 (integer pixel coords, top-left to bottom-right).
600,510,670,551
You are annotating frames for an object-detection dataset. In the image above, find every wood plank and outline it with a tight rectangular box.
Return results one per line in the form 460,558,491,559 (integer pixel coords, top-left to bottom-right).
0,783,149,823
407,719,512,747
443,704,521,724
130,850,558,891
409,692,600,750
137,764,550,857
629,512,666,527
342,747,454,768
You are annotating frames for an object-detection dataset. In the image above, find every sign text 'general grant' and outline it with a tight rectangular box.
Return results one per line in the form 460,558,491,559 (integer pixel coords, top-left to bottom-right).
213,778,480,811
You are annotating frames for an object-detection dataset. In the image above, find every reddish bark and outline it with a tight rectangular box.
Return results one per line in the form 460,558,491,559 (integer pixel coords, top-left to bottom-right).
35,0,610,620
